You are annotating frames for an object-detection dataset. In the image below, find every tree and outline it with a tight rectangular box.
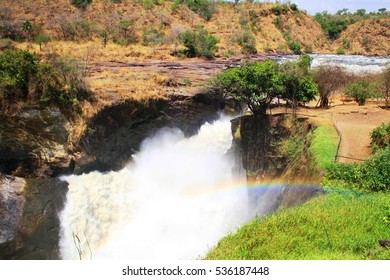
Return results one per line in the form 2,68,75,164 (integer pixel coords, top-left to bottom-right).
180,28,219,59
34,33,51,51
344,79,381,106
313,65,350,108
212,60,284,116
280,55,318,115
0,49,39,100
383,64,390,109
378,8,387,14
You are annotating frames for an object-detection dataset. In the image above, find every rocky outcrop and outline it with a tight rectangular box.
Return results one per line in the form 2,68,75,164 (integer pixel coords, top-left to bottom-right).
0,176,68,259
76,93,225,173
0,92,225,259
0,106,74,177
232,113,323,216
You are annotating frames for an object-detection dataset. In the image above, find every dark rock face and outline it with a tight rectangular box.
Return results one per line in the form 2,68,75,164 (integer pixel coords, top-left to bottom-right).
0,106,74,177
0,176,68,259
233,113,323,215
77,94,224,173
0,92,225,259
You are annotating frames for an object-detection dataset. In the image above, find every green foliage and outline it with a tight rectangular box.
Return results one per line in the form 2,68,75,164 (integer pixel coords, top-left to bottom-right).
34,33,51,50
238,31,257,55
290,3,298,11
173,0,216,21
370,123,390,151
325,148,390,192
0,38,15,51
0,50,90,114
143,28,164,46
70,0,92,10
279,56,318,108
212,60,284,115
344,79,382,105
211,57,317,115
270,6,282,15
180,28,219,58
286,40,302,54
314,11,349,40
206,192,390,259
114,20,138,45
337,48,345,54
0,50,39,99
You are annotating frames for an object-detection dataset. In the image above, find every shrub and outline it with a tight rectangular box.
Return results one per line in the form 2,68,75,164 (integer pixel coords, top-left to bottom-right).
173,0,216,21
0,38,15,50
290,3,298,11
71,0,92,10
0,50,91,114
231,30,257,55
34,33,51,50
287,40,302,54
143,28,164,46
180,28,219,58
0,50,39,100
325,147,390,192
370,123,390,151
344,79,381,105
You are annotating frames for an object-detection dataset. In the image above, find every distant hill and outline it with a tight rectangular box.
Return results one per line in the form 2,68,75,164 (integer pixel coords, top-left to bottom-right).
0,0,389,56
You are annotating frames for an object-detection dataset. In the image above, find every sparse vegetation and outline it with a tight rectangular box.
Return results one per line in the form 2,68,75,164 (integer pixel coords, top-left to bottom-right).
370,123,390,152
313,66,352,108
344,79,381,106
180,28,219,58
71,0,92,10
0,49,90,114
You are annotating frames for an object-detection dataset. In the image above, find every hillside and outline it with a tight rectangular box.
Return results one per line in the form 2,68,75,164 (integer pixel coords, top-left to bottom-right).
3,0,387,57
335,18,390,55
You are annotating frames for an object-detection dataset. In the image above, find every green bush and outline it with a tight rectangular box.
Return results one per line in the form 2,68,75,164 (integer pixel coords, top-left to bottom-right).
287,40,302,54
344,79,382,105
172,0,216,21
239,31,257,55
34,33,51,50
0,49,39,100
290,3,298,11
143,28,164,46
70,0,92,10
314,11,349,40
370,123,390,151
180,28,219,58
0,50,90,114
325,148,390,192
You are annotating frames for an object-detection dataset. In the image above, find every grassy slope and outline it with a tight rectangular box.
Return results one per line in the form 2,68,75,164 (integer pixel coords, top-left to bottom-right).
206,122,390,260
4,0,388,56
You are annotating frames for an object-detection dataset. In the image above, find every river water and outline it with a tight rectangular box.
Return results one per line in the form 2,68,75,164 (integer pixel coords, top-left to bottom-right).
264,53,389,74
60,116,251,260
59,54,389,260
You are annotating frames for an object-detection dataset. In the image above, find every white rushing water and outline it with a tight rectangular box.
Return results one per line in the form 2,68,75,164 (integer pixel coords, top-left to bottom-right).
266,54,390,75
59,116,250,260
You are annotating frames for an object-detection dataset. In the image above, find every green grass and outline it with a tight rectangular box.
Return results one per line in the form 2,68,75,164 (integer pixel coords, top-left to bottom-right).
309,124,339,168
205,192,390,259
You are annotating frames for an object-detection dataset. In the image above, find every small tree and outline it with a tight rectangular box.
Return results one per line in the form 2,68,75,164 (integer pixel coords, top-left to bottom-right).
344,79,381,106
313,65,350,108
212,60,284,116
71,0,92,10
34,33,51,51
180,28,219,59
280,55,318,115
383,64,390,109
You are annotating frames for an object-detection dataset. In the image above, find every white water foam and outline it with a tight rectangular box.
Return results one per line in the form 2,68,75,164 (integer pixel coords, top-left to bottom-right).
59,116,249,260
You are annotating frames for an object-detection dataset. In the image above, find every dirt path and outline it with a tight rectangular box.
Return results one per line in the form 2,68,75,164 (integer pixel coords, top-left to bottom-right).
295,104,390,163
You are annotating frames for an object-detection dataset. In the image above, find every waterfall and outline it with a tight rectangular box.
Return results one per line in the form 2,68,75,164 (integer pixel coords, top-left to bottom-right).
59,115,250,260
